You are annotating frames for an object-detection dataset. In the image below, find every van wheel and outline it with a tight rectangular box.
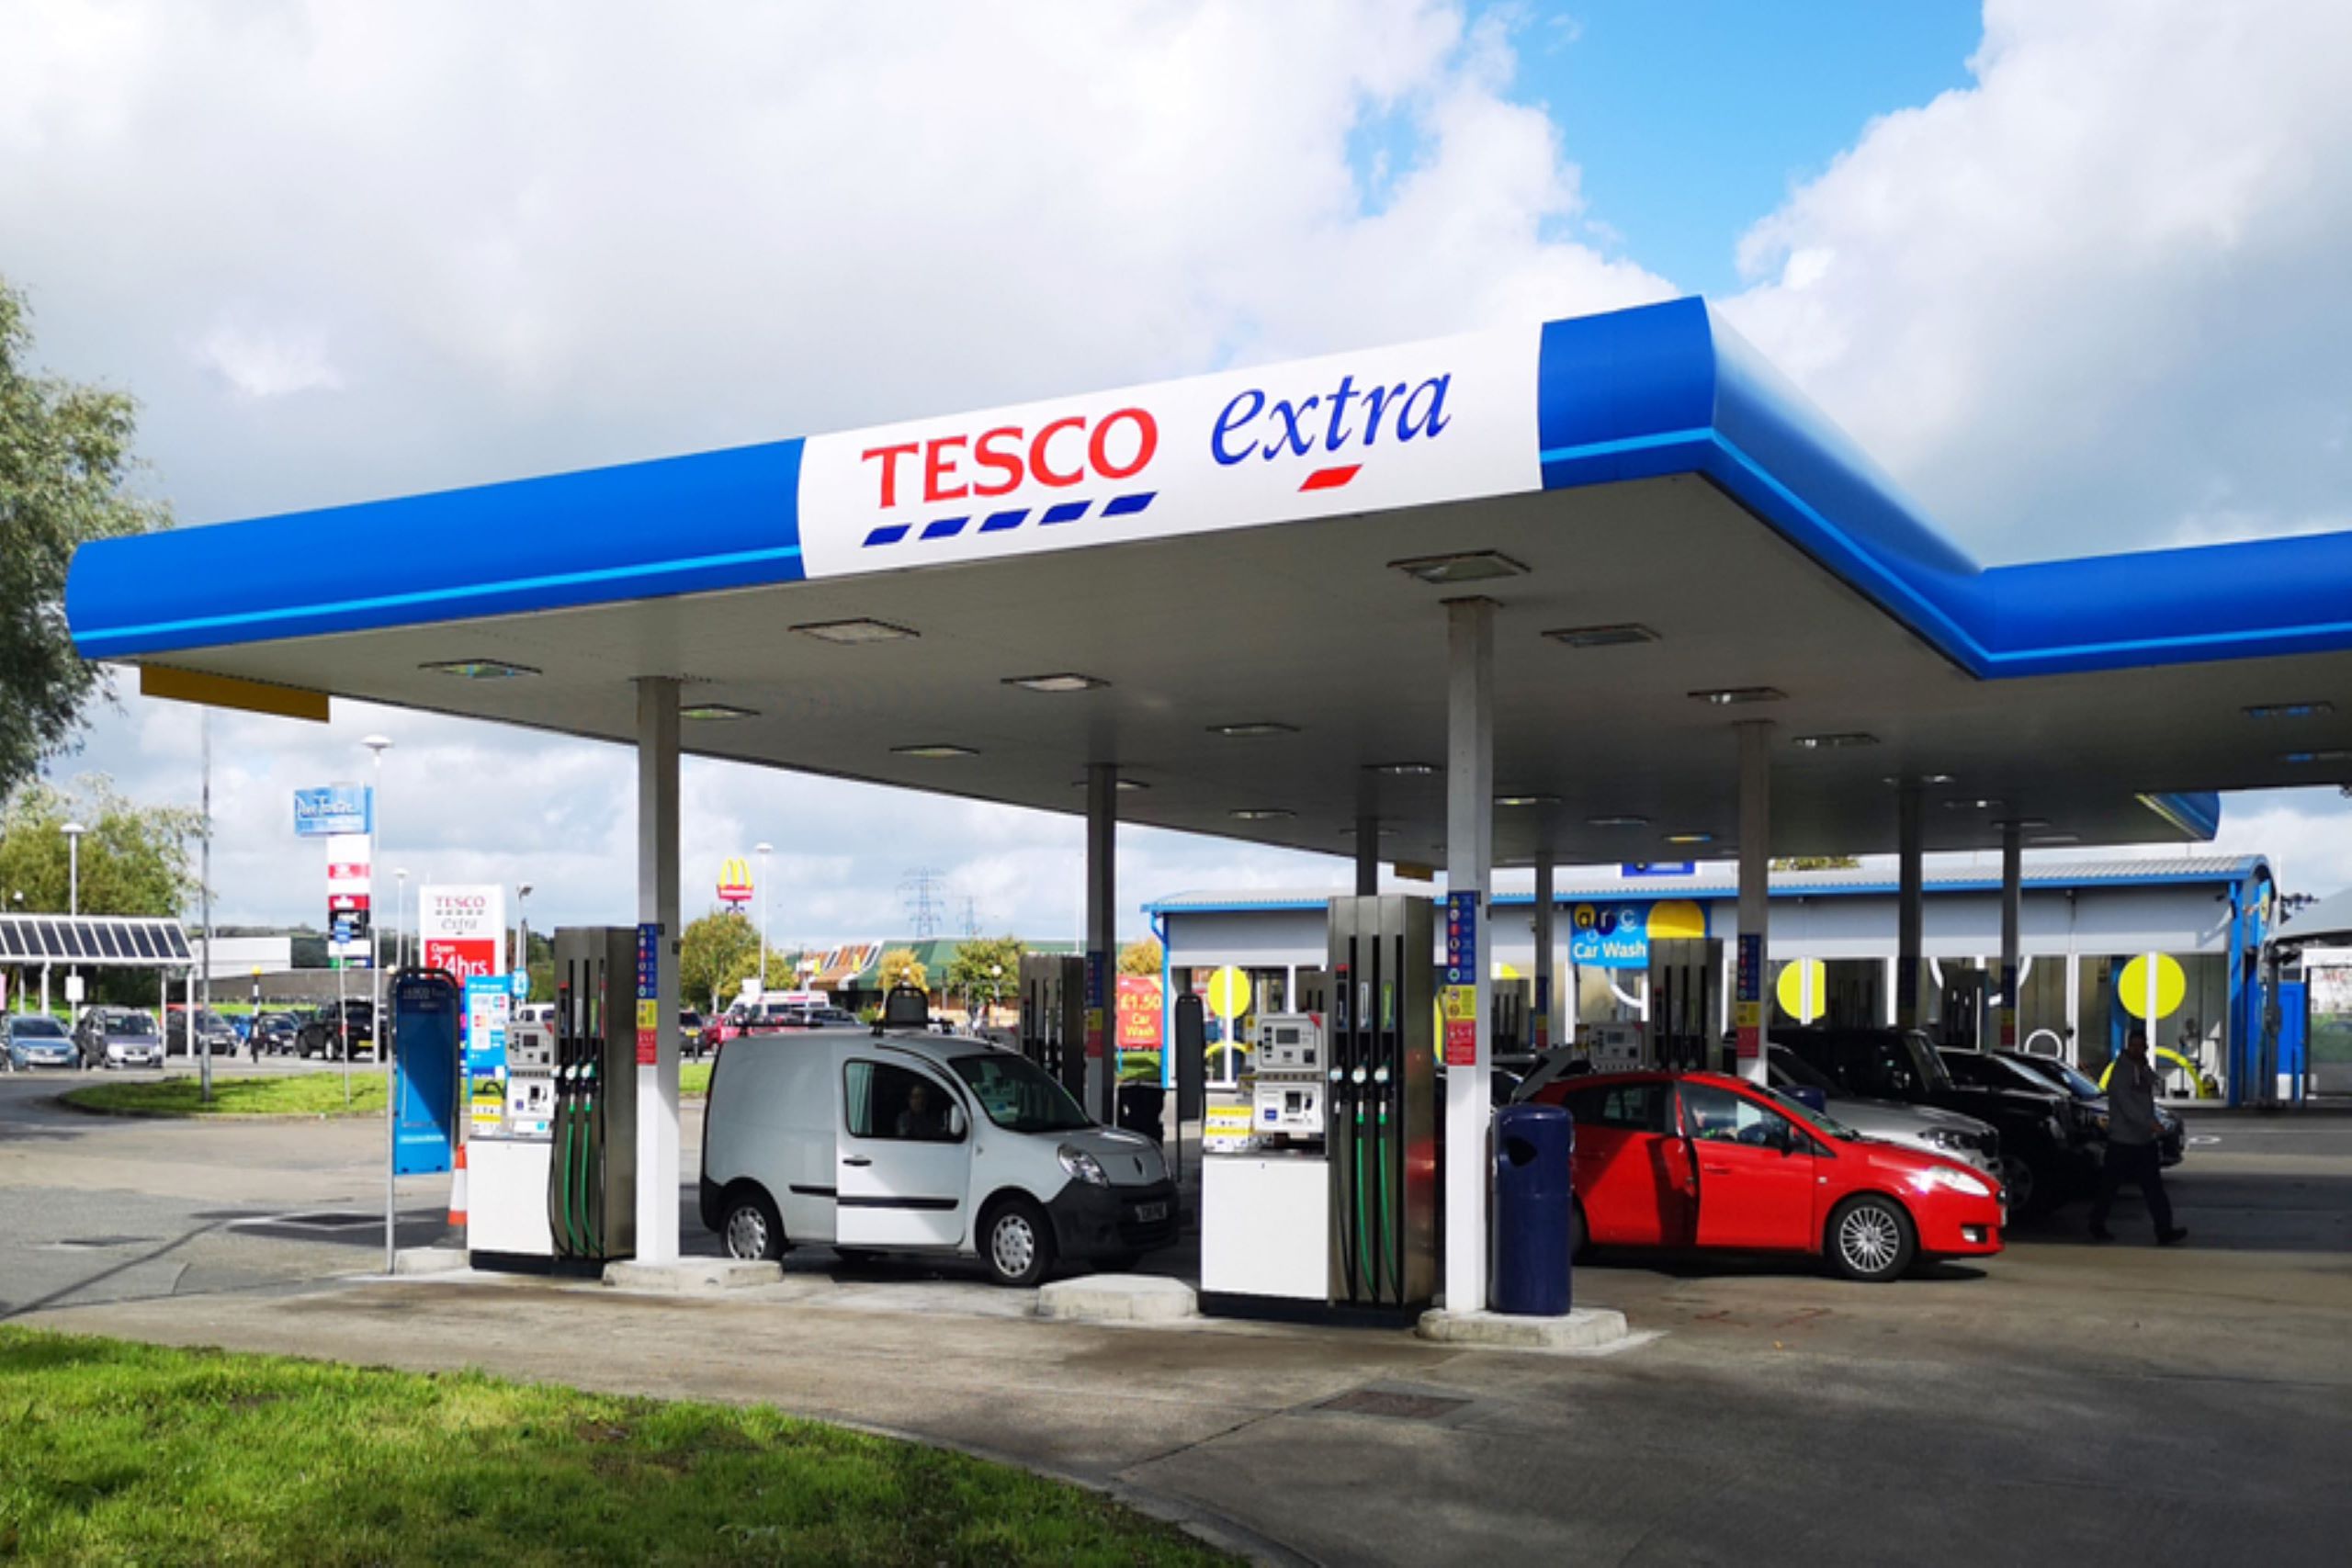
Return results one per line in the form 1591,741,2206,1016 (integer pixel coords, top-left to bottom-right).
981,1196,1056,1288
1826,1194,1917,1282
719,1186,786,1262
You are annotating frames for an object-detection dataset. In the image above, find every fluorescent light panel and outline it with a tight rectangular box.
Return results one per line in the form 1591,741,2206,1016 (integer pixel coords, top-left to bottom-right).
1388,550,1529,585
1008,673,1108,693
1544,623,1659,649
793,618,918,644
421,658,539,680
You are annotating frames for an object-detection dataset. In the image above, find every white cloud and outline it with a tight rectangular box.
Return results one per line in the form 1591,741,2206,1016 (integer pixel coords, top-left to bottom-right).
189,319,344,401
1724,0,2352,564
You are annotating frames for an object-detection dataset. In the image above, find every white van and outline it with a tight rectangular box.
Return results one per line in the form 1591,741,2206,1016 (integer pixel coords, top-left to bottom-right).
700,1027,1175,1286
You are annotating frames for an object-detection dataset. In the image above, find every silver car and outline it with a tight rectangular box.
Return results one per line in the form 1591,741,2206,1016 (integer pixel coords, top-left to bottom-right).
1767,1044,2002,1182
75,1008,165,1069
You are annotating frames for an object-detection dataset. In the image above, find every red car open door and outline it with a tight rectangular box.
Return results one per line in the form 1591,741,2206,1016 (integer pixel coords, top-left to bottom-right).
1676,1078,1819,1254
1554,1078,1694,1247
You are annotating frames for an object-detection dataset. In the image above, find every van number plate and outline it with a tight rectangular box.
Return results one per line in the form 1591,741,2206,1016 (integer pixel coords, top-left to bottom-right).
1134,1201,1168,1224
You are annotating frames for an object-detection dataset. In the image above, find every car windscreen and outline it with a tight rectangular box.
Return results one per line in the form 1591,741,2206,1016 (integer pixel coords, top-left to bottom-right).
1904,1034,1956,1091
947,1051,1092,1134
117,1013,159,1035
1769,1046,1838,1093
14,1017,66,1037
1765,1086,1860,1140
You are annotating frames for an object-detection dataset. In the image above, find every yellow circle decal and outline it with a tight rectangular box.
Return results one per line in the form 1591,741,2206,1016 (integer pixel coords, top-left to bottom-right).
2117,953,2186,1021
1775,958,1827,1022
1650,899,1706,940
1205,965,1254,1021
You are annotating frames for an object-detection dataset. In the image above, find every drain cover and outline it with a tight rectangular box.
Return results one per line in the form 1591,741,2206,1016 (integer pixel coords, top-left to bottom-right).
1316,1389,1471,1421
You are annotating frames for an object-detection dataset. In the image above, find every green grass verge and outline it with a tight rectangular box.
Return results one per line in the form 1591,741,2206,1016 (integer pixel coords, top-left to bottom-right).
62,1073,388,1118
0,1327,1227,1566
681,1060,711,1098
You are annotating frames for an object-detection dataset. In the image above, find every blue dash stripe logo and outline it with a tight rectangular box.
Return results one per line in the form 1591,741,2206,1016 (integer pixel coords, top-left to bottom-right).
861,491,1156,549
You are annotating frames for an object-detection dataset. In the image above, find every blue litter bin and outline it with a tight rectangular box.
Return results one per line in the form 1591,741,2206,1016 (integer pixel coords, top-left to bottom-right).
1490,1102,1574,1315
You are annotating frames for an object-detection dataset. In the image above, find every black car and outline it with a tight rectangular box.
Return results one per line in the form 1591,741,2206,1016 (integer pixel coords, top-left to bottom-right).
164,1007,240,1057
252,1011,303,1055
297,1000,377,1060
1776,1027,2076,1213
1995,1049,2187,1168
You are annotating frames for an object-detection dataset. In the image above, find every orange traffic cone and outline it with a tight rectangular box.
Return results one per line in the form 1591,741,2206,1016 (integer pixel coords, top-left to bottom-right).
447,1142,469,1231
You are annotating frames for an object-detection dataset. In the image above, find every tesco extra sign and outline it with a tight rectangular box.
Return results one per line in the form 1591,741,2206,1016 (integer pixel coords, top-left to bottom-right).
795,326,1538,578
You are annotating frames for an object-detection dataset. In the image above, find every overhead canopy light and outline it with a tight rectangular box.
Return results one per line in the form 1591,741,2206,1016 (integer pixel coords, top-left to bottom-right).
1070,776,1148,791
1792,732,1879,750
2245,701,2335,720
1007,672,1109,693
1690,686,1787,705
1494,794,1560,807
892,744,977,759
1664,830,1715,844
1884,773,1958,786
1544,623,1659,649
793,618,918,644
681,704,758,721
1229,807,1295,821
1993,817,2052,829
1588,814,1650,828
1208,721,1300,738
1339,824,1397,838
1943,796,2006,811
2030,833,2082,845
421,658,538,680
1388,550,1528,585
1374,761,1440,776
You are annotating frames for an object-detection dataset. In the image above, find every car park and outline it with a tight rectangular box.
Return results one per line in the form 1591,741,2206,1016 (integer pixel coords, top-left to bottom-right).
701,1008,1176,1286
1520,1068,2003,1282
1996,1049,2187,1168
1775,1026,2075,1213
4,1014,79,1070
74,1008,165,1069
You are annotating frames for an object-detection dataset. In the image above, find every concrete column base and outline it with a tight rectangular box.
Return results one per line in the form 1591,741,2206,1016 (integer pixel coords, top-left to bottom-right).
1415,1305,1629,1351
392,1246,470,1277
602,1258,782,1295
1037,1274,1199,1323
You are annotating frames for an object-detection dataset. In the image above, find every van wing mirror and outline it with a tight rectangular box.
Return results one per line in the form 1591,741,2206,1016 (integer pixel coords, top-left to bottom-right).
947,1102,968,1140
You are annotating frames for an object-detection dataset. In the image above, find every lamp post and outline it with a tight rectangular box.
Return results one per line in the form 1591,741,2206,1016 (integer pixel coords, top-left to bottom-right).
395,868,410,970
515,883,533,995
755,842,773,996
362,734,393,1275
61,821,85,1021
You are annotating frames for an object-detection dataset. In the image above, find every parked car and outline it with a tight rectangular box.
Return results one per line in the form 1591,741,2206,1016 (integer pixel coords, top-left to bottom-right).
1775,1027,2076,1213
296,1000,377,1060
252,1011,303,1055
1521,1069,2003,1282
164,1006,240,1058
74,1008,165,1069
1995,1049,2187,1168
701,1029,1176,1286
1764,1044,2004,1184
4,1013,79,1070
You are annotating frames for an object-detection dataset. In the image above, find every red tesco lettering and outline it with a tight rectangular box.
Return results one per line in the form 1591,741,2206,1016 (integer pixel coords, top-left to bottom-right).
863,408,1156,509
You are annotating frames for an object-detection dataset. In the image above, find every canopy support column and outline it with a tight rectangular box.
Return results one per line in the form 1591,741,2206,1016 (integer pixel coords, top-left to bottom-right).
1085,762,1117,1123
1998,821,2023,1050
1532,852,1555,1054
1354,813,1379,897
1444,596,1494,1314
1897,781,1925,1032
635,676,682,1267
1736,721,1772,1083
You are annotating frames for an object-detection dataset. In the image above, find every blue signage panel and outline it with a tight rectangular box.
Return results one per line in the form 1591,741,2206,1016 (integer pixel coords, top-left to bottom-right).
391,971,460,1176
1622,861,1695,876
294,784,373,837
1443,890,1480,985
1570,902,1650,970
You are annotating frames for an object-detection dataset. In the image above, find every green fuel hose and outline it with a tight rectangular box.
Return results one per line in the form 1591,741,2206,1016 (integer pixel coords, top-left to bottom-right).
573,1073,596,1257
1353,1106,1371,1301
1377,1102,1396,1300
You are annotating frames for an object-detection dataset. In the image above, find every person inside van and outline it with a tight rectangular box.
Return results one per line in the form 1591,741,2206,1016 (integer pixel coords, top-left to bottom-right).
896,1080,950,1141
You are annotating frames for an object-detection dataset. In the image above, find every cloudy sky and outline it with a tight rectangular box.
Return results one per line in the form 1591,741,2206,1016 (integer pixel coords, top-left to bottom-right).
6,0,2350,942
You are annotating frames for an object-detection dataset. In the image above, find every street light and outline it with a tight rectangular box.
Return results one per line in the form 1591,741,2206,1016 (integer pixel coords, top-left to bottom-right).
61,821,85,1017
361,733,393,1277
755,842,773,996
515,883,534,992
394,868,410,969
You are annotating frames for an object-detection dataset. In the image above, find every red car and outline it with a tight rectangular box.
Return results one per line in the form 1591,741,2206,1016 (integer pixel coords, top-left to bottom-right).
1524,1070,2003,1281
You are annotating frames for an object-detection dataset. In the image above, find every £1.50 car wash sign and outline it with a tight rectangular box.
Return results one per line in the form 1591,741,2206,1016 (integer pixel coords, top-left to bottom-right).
794,328,1541,578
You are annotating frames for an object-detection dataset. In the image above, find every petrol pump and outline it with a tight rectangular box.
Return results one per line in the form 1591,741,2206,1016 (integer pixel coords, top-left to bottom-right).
1647,937,1723,1071
1200,896,1436,1316
1018,953,1087,1105
466,926,638,1267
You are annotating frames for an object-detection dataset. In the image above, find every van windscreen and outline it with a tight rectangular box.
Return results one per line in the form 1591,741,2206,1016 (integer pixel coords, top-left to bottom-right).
947,1053,1092,1134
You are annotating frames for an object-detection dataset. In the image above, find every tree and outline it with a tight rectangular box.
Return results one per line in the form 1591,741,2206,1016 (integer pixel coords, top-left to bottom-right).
878,947,927,993
946,934,1024,1018
1772,856,1862,872
0,278,170,801
680,908,762,1011
0,774,200,1007
1118,936,1162,976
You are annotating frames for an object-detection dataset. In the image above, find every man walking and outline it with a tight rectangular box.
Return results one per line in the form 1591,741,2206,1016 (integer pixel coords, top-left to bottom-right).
2090,1029,2188,1245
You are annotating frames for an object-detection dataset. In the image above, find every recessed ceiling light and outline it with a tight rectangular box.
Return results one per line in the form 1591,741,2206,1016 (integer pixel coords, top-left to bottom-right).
1588,815,1650,828
1339,824,1397,838
1374,761,1441,776
1690,686,1787,705
793,618,918,644
1993,817,2052,829
2245,701,2335,720
1665,831,1716,845
1208,721,1299,738
1883,773,1958,787
1543,623,1659,649
1792,732,1879,750
1228,807,1295,821
892,744,977,759
681,704,758,721
2281,750,2352,764
1007,672,1108,693
1943,796,2006,811
1494,794,1560,807
421,659,538,680
2029,833,2082,845
1070,776,1148,791
1388,550,1529,585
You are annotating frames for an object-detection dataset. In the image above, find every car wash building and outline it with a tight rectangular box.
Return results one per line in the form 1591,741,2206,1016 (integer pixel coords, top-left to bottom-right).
63,296,2352,1313
1150,853,2277,1098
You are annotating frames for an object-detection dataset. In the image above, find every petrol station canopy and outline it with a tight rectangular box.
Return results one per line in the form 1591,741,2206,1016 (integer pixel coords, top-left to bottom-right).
65,298,2352,864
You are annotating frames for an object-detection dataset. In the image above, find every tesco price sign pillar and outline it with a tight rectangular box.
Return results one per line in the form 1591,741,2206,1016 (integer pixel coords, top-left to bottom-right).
420,885,509,982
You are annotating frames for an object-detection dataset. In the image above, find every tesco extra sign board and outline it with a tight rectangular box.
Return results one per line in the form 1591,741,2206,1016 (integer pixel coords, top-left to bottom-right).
419,884,508,981
794,327,1540,579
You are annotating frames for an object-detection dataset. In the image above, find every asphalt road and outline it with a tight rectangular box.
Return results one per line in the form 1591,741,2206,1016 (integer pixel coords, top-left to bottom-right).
8,1068,2351,1565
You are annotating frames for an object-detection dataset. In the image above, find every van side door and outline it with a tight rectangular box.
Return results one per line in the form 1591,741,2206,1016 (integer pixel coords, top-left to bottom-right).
835,1056,973,1249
